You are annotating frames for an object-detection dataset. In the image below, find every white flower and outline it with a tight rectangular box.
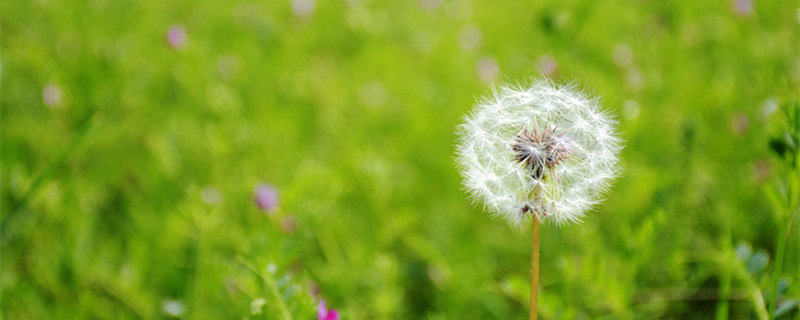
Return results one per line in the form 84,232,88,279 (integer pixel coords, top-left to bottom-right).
455,79,623,227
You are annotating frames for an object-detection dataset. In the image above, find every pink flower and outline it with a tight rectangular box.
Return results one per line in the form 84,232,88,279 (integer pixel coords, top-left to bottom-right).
253,183,278,213
317,299,339,320
733,0,754,16
166,25,188,50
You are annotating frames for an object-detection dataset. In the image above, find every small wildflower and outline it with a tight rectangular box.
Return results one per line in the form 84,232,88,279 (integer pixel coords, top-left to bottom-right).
317,299,340,320
162,299,185,317
254,183,279,213
733,0,754,16
42,83,62,108
455,79,623,227
250,297,266,315
166,25,188,50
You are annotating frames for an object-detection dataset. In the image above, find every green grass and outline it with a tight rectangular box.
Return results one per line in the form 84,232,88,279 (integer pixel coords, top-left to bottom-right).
2,0,799,318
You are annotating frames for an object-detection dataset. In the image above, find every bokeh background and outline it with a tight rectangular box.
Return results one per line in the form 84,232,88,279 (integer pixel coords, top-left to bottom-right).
2,0,799,318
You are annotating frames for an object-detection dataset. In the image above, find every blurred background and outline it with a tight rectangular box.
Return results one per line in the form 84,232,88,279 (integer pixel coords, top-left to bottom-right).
2,0,799,318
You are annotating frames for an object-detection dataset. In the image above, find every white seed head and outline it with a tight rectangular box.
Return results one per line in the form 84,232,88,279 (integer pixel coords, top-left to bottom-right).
455,79,623,228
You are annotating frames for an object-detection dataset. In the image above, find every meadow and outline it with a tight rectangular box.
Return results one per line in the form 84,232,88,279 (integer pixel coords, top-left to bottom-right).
2,0,799,318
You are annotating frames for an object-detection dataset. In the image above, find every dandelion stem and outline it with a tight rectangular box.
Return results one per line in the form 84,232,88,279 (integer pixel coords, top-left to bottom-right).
530,217,540,320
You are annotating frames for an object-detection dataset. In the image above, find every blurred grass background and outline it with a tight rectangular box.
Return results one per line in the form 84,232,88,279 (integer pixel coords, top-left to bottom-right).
2,0,799,318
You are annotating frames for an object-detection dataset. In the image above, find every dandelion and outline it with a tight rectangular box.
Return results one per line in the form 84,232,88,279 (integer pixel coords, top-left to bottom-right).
455,78,622,319
254,183,279,213
317,299,340,320
456,79,621,227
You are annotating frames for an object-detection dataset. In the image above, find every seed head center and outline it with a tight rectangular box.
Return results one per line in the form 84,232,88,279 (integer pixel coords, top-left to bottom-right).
512,127,571,180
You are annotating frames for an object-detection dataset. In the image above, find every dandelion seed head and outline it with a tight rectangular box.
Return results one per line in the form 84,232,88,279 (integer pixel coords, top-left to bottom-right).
456,79,622,227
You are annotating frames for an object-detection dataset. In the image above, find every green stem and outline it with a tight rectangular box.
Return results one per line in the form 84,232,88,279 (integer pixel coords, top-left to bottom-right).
530,217,540,320
1,112,95,240
715,219,732,320
239,258,293,320
768,221,791,319
731,257,768,320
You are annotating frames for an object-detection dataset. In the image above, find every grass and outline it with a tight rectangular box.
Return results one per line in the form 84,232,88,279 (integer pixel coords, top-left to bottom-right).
2,0,799,318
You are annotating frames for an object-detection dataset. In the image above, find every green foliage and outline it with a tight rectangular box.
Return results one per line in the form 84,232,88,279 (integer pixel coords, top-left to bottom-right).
2,0,799,318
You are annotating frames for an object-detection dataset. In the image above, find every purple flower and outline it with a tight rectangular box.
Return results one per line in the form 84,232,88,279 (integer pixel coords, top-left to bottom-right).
254,183,279,213
166,25,188,50
317,299,339,320
733,0,754,16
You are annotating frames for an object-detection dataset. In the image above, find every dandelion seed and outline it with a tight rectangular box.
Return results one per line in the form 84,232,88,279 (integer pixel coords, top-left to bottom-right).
455,79,623,227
